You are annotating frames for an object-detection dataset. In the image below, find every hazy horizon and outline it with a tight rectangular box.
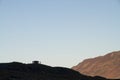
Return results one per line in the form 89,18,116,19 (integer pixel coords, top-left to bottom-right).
0,0,120,67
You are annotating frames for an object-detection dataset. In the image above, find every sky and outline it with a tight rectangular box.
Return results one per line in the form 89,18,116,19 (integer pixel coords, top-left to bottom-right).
0,0,120,68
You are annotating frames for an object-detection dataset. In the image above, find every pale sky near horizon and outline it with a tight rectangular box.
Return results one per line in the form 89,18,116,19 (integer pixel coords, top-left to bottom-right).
0,0,120,67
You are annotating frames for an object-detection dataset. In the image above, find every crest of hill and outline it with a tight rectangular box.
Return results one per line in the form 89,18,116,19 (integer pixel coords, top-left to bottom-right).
0,61,118,80
72,51,120,79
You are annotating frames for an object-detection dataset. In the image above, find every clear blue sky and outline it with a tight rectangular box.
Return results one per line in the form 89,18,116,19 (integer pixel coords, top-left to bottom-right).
0,0,120,67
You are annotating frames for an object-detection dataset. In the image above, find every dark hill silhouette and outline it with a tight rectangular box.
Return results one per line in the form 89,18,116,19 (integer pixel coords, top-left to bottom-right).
72,51,120,79
0,61,119,80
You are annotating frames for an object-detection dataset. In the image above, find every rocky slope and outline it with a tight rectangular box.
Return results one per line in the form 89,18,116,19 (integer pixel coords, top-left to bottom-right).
72,51,120,79
0,61,118,80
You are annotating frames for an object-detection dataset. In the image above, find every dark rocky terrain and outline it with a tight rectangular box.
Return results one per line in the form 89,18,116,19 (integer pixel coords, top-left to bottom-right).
72,51,120,79
0,61,119,80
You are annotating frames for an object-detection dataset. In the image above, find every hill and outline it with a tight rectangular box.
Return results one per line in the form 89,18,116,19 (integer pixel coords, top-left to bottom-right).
72,51,120,79
0,61,118,80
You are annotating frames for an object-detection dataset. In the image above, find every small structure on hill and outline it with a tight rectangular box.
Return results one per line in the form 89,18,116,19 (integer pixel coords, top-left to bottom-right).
32,61,41,64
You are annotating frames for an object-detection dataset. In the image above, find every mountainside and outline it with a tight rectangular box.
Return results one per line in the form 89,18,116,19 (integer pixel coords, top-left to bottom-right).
0,61,118,80
72,51,120,79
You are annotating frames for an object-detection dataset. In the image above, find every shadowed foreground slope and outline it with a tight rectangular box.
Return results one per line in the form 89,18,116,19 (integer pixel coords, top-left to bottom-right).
0,62,119,80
